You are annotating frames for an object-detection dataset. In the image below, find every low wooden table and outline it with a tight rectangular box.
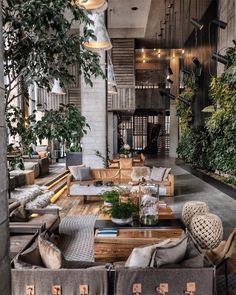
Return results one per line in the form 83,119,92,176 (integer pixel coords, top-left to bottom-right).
94,207,184,262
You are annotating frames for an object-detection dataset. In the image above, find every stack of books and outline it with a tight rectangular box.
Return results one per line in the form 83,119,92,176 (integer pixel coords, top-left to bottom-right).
97,228,118,237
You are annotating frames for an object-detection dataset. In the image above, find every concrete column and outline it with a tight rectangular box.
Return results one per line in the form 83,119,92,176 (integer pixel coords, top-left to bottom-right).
169,55,180,158
81,52,106,168
0,1,11,293
107,112,114,159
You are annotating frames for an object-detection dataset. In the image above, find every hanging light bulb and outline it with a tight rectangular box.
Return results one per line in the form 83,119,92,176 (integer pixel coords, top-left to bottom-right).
84,12,112,51
142,48,144,53
75,0,106,10
158,51,161,58
51,79,66,95
182,49,185,54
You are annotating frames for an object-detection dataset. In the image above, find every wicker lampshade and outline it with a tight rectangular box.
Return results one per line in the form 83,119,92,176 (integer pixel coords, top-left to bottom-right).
182,201,209,227
190,213,223,249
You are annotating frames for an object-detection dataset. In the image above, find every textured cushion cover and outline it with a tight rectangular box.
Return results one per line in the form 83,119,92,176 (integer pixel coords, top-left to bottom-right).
37,151,48,158
151,235,188,268
131,166,151,181
38,235,62,269
68,165,86,180
150,167,166,181
25,191,54,209
79,167,93,181
11,185,47,205
125,240,171,267
163,168,171,181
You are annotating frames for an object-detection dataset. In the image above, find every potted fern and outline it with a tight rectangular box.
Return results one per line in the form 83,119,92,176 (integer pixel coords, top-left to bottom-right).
106,201,138,225
100,190,119,207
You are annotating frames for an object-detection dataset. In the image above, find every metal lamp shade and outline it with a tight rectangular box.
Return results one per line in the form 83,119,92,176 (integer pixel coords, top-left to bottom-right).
76,0,106,10
51,79,66,95
84,12,112,51
108,84,118,95
107,64,116,86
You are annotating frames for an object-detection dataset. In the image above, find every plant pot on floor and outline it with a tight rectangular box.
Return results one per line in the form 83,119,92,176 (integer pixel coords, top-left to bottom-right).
66,152,82,169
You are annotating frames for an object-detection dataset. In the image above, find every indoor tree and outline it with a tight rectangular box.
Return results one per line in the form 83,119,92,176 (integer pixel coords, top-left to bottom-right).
3,0,104,107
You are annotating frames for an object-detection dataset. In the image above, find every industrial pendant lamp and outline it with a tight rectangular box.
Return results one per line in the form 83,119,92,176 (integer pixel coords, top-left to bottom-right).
75,0,106,10
84,12,112,51
51,79,66,95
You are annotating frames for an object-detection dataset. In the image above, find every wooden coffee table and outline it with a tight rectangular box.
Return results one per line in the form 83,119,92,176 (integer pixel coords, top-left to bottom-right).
94,208,184,262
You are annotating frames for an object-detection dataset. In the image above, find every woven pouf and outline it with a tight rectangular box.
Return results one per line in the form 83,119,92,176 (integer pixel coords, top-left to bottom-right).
182,201,209,227
190,213,223,250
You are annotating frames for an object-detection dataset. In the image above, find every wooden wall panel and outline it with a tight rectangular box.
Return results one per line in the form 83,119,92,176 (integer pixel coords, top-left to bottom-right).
108,39,135,111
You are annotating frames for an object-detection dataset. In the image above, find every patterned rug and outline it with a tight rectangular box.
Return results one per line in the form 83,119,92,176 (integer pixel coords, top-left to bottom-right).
58,215,97,262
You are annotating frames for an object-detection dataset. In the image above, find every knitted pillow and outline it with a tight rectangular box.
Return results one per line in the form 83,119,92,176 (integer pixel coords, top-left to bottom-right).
150,167,166,181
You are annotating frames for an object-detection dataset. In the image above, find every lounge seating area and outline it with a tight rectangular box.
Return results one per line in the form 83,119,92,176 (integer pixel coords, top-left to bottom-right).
0,0,236,294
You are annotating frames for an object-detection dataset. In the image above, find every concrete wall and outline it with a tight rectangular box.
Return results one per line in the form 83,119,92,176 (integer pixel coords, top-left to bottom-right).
81,53,106,168
217,0,236,75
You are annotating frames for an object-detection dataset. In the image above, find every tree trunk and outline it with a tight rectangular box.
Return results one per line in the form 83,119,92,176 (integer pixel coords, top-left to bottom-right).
0,2,11,294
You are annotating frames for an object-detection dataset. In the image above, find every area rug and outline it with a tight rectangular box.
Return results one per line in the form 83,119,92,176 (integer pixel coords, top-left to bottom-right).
58,215,97,262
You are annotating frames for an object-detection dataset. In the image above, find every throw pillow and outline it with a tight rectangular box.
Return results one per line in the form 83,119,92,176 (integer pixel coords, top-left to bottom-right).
37,151,48,158
79,167,93,181
131,167,151,182
125,239,171,268
38,234,62,269
163,168,171,181
150,167,166,181
20,241,44,266
68,164,86,180
150,234,188,268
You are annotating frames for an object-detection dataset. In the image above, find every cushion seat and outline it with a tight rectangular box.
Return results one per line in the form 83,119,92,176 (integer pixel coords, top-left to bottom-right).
28,214,60,234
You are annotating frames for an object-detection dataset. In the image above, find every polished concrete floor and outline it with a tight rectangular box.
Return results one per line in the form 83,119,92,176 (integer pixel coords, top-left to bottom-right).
146,156,236,238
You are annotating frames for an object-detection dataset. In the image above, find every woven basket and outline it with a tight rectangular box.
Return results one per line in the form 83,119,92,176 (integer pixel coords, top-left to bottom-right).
190,213,223,249
182,201,209,227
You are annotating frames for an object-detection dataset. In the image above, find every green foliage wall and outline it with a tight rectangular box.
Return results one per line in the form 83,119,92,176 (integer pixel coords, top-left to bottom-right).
177,44,236,175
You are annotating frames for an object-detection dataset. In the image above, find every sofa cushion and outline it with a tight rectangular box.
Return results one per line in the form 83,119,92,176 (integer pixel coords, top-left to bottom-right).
68,165,89,180
125,239,171,268
150,167,166,181
38,234,62,269
131,167,151,182
11,185,47,205
23,162,40,178
150,234,188,268
163,168,171,181
25,191,54,209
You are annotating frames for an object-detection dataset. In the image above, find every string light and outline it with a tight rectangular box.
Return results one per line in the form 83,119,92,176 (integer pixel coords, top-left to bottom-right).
141,48,144,53
182,49,185,54
158,50,161,58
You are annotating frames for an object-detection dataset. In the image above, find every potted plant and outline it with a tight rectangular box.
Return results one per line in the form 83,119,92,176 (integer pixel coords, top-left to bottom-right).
100,190,119,207
119,144,132,158
106,201,138,225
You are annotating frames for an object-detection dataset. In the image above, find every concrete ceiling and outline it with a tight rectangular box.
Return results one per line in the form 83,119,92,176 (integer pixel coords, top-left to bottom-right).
108,0,213,48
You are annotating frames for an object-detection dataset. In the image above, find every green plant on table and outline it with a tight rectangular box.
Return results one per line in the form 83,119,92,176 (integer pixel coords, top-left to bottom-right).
106,201,138,219
100,190,119,204
9,156,25,171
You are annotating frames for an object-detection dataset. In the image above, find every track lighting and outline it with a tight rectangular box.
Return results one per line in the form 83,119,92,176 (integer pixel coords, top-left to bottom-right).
212,19,227,29
190,18,204,30
168,3,173,8
212,53,229,65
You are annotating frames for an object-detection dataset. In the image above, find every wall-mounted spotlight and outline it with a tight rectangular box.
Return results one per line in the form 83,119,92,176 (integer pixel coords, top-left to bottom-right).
212,53,229,65
167,77,174,84
192,57,201,67
168,67,173,75
179,96,191,105
190,18,204,30
160,90,176,100
212,19,227,29
168,3,173,8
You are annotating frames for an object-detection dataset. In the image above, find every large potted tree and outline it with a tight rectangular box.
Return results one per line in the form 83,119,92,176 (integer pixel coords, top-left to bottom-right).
34,104,89,168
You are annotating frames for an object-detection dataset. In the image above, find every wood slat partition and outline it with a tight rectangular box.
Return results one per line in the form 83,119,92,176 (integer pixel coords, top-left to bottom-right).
108,39,135,112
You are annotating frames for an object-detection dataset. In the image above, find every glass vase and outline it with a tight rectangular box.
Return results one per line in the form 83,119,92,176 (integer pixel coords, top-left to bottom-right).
139,184,159,226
